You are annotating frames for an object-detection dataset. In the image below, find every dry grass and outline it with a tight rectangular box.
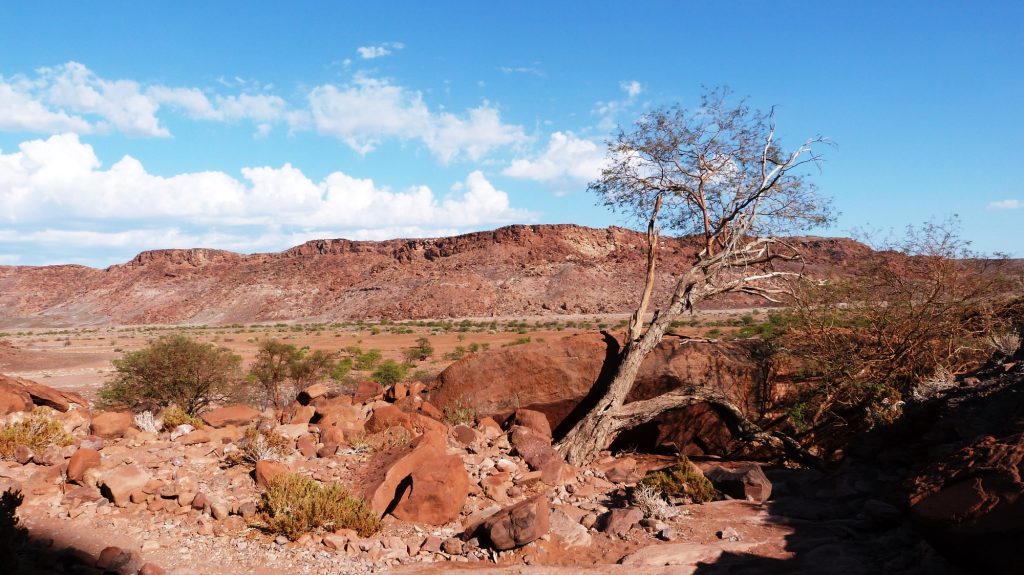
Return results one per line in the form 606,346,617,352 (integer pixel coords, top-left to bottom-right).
257,473,380,540
346,426,411,453
0,410,73,459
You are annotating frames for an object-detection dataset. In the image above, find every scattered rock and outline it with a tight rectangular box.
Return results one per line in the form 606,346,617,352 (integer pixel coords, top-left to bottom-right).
254,459,290,488
705,464,772,503
98,464,151,507
201,405,260,428
91,411,135,439
514,408,552,439
67,448,100,482
601,506,643,536
481,494,550,550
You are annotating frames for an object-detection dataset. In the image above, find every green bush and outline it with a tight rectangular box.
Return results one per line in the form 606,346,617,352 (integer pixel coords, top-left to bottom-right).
403,337,434,363
99,335,241,416
0,410,73,459
638,456,716,503
354,349,383,371
249,340,337,410
258,473,380,540
371,359,408,387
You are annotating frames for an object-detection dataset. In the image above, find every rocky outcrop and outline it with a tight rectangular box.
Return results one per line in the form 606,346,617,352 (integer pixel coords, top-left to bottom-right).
430,333,772,455
201,405,261,428
480,495,550,550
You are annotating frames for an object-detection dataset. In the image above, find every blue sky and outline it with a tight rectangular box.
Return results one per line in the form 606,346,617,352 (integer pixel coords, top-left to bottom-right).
1,1,1021,266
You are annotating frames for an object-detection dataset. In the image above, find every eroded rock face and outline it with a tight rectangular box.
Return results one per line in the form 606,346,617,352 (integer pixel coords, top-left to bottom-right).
361,430,469,526
430,333,771,455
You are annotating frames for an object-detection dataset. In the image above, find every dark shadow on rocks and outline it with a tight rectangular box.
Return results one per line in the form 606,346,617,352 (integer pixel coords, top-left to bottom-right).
690,363,1024,575
1,488,110,574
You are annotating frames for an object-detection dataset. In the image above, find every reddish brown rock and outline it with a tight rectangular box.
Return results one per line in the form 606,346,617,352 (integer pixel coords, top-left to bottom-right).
90,411,134,438
138,563,168,575
354,381,384,404
254,460,290,488
385,382,409,402
290,405,316,425
32,445,64,466
297,383,328,404
431,333,771,455
13,445,33,465
201,405,260,428
509,426,563,484
704,463,772,503
450,424,479,446
514,409,552,439
296,434,317,458
481,495,550,550
602,506,644,535
98,464,150,507
0,377,32,415
361,430,469,525
365,404,410,433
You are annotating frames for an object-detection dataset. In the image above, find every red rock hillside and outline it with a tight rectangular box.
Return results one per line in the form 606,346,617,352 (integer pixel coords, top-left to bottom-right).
0,224,871,327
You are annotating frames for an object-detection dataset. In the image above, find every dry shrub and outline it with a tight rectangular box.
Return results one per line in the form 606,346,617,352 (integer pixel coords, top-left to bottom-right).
632,483,678,520
229,426,291,465
778,220,1021,443
0,410,73,459
442,399,476,426
161,406,203,431
638,456,715,504
133,410,159,433
257,473,380,540
347,426,411,453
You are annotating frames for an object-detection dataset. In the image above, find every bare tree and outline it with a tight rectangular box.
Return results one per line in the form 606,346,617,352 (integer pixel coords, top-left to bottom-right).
555,88,832,465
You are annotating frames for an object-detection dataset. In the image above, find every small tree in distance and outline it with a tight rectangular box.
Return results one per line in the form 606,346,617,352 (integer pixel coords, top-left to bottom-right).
556,88,833,465
99,335,241,416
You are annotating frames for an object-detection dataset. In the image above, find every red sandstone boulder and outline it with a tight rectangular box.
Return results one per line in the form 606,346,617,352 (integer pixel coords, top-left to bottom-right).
481,495,550,550
90,411,135,438
67,448,102,484
98,464,150,507
201,405,260,428
0,374,87,414
354,381,384,403
254,460,290,488
430,333,769,455
297,383,328,404
514,408,553,439
361,430,469,525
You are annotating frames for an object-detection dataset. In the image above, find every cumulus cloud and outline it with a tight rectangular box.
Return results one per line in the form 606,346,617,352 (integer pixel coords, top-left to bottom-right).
0,62,288,138
357,42,404,59
307,76,526,162
0,133,531,239
987,199,1021,210
503,132,606,183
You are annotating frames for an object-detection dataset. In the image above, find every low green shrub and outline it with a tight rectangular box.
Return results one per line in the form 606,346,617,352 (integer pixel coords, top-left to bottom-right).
442,399,477,426
258,473,380,540
161,405,204,431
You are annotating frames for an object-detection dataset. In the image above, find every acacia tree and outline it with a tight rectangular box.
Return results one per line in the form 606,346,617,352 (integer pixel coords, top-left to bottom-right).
556,88,832,465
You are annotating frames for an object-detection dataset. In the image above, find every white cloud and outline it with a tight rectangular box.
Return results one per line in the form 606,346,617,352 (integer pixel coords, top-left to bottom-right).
0,79,93,133
499,66,544,77
988,199,1020,210
593,80,645,132
0,133,531,233
307,76,526,162
1,62,288,138
620,80,643,99
503,132,606,183
357,42,404,59
39,62,168,137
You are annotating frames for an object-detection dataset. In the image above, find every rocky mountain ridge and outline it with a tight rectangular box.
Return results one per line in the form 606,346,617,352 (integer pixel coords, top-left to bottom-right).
0,224,872,327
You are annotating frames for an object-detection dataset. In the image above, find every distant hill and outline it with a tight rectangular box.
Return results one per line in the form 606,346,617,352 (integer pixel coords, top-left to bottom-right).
0,224,874,327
